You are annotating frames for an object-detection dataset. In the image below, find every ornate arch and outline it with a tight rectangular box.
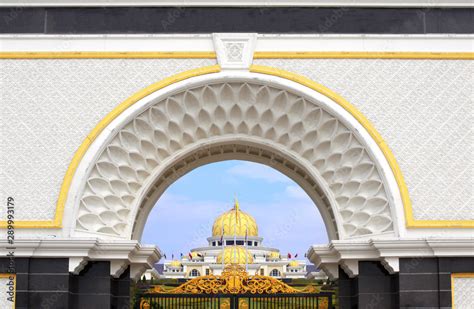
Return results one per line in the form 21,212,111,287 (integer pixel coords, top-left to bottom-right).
64,68,405,241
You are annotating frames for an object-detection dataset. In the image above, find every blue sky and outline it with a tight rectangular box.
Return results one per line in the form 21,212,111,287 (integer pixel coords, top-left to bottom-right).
142,160,328,261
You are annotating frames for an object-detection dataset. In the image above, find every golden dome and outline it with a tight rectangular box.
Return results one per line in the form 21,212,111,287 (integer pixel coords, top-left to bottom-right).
169,260,182,267
288,260,300,267
268,252,280,259
217,246,254,265
212,199,258,237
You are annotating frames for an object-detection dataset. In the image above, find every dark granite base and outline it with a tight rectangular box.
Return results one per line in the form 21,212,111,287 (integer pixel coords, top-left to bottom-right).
338,257,474,309
0,258,130,309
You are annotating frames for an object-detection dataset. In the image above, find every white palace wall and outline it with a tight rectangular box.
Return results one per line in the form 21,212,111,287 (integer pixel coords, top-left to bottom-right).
0,34,473,239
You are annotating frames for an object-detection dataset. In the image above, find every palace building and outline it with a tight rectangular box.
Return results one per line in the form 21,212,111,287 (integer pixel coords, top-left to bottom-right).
157,200,317,279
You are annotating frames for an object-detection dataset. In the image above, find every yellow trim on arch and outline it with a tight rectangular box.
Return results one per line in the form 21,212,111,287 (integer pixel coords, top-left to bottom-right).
451,273,474,309
250,64,474,229
0,64,221,229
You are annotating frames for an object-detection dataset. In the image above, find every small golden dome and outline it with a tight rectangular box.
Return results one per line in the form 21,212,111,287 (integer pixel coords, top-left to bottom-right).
288,260,300,267
268,252,280,259
212,199,258,237
190,252,202,259
169,260,182,267
217,246,254,265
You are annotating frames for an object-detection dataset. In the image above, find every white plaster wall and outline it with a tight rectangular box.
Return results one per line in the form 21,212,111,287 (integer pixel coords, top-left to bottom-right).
254,59,473,221
452,276,474,309
0,58,216,220
1,58,472,223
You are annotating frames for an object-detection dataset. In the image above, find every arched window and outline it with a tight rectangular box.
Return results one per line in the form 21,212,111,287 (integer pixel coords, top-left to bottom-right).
270,269,281,277
190,269,200,277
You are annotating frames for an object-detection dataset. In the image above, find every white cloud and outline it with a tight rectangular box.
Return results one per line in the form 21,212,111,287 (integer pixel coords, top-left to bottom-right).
284,185,308,200
226,162,289,183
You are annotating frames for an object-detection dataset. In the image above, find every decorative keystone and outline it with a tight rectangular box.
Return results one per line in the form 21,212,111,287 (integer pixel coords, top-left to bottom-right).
212,33,257,70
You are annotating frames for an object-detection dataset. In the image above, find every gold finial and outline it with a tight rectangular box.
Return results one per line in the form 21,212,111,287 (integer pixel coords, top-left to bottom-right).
234,196,240,211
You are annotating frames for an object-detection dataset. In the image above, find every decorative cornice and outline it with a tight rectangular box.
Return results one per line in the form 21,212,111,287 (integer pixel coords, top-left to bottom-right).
308,238,474,278
0,239,162,279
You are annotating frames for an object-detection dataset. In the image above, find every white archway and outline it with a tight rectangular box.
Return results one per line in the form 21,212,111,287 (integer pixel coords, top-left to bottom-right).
63,71,404,242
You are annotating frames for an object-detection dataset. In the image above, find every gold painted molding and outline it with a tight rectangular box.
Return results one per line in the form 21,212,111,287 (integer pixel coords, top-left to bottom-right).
0,64,221,229
0,51,217,59
250,64,474,229
254,51,474,59
451,273,474,309
1,51,473,59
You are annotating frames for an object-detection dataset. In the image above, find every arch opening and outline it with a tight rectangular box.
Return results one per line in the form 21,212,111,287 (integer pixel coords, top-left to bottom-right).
132,139,339,241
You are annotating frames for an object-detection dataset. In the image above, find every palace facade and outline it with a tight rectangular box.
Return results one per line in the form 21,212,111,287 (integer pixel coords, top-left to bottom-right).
156,200,320,279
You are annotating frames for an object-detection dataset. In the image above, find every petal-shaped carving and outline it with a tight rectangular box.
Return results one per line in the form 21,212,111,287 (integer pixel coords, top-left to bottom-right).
183,90,200,115
118,166,138,182
201,86,218,108
363,198,388,215
198,109,212,128
87,178,113,196
166,97,185,120
319,119,339,140
342,147,364,165
110,179,131,196
129,153,147,170
332,132,352,153
229,104,242,123
149,106,168,126
107,146,130,166
140,140,157,159
82,196,109,213
133,118,154,141
76,81,393,239
167,121,182,141
272,91,288,114
238,83,255,107
333,166,352,183
96,162,120,180
119,131,141,153
104,195,126,211
358,180,382,197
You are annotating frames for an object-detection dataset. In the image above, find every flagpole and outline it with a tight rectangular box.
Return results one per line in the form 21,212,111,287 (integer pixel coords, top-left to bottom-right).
233,198,237,265
245,221,248,272
221,220,225,271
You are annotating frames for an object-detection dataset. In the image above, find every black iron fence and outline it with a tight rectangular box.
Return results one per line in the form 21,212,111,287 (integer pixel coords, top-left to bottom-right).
136,292,334,308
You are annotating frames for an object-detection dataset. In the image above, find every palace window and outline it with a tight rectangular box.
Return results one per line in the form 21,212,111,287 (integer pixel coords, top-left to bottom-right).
254,241,258,246
247,241,252,246
205,269,210,275
226,240,234,245
190,269,200,277
270,269,281,277
260,269,264,275
236,240,244,245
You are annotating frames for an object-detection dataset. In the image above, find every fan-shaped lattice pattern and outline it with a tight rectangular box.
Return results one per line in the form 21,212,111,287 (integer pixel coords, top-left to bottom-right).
75,82,394,238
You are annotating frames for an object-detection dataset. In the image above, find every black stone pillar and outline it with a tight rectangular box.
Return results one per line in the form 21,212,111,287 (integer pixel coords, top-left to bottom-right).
399,257,474,308
338,261,398,309
0,257,71,309
338,258,474,309
111,267,131,309
0,258,131,309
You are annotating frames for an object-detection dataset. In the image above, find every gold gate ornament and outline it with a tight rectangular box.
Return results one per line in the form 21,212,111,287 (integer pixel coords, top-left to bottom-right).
150,264,303,294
